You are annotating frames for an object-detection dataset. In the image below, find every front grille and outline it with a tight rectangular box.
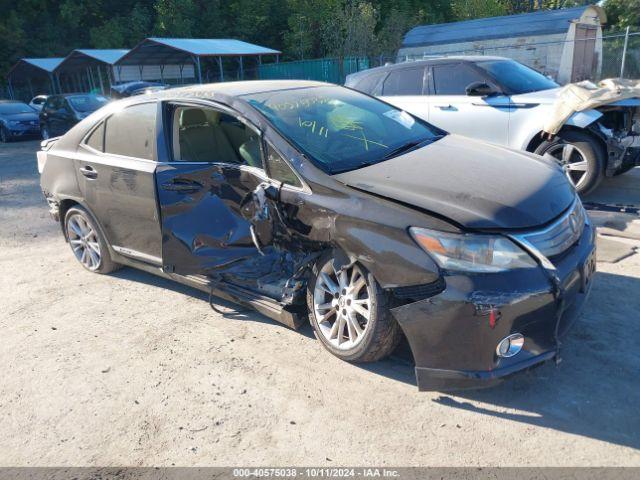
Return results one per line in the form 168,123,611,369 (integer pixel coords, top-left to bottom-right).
512,199,586,259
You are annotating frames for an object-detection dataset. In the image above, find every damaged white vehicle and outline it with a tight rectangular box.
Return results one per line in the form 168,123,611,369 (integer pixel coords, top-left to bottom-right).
346,56,640,194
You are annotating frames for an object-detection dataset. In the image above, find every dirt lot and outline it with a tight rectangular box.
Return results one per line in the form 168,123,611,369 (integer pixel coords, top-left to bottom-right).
1,140,639,466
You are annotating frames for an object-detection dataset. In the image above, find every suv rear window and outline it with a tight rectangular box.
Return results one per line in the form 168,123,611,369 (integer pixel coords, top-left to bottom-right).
382,67,424,96
354,72,386,95
104,103,156,160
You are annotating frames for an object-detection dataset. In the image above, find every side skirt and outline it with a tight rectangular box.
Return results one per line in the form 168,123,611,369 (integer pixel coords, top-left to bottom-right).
112,255,307,330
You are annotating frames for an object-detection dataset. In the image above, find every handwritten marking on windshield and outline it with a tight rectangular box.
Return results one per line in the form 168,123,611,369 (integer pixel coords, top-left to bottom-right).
298,117,329,138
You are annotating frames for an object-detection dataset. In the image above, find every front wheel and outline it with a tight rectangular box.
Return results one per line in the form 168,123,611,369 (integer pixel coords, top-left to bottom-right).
307,252,401,362
534,131,604,195
41,125,50,140
0,126,9,143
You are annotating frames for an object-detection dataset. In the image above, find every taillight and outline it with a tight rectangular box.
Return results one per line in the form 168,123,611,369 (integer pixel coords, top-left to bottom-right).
37,150,48,174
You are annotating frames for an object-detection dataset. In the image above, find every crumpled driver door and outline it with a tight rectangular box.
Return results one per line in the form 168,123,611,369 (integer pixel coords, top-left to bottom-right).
155,162,280,278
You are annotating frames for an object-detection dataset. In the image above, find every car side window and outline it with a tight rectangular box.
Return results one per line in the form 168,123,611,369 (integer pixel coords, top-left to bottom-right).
354,72,386,95
85,122,105,152
265,144,302,188
104,103,156,160
432,64,486,95
382,67,425,96
45,97,59,111
171,106,262,169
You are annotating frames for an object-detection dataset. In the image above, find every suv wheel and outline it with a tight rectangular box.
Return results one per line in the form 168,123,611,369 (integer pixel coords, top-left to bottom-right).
534,131,604,195
307,252,401,362
64,206,120,274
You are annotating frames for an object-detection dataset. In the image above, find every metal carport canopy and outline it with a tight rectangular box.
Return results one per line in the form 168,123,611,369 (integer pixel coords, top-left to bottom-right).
7,57,64,80
55,49,129,70
116,38,281,65
6,58,64,98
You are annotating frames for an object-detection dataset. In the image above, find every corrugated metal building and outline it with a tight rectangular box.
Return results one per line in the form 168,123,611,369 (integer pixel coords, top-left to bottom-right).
398,6,607,83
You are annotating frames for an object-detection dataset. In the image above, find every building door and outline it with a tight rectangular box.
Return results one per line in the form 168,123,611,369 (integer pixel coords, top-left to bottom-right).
572,24,597,82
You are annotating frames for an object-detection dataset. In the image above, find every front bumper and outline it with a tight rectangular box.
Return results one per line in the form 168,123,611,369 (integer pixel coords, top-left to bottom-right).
6,126,40,139
391,222,596,391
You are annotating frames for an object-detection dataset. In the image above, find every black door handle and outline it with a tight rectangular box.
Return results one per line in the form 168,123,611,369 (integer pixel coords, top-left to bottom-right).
79,166,97,179
161,180,203,193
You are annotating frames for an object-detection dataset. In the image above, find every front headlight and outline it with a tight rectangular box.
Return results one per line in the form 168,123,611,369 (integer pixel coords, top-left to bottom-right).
410,227,537,273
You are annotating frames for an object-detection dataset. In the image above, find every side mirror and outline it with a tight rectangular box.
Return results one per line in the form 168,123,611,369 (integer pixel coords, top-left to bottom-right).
465,81,498,97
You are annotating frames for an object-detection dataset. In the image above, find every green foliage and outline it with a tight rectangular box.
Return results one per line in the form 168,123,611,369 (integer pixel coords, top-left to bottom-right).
452,0,508,21
604,0,640,29
0,0,629,87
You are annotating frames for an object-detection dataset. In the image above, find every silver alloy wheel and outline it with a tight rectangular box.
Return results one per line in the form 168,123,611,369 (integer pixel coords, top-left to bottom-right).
546,142,589,190
313,260,372,350
41,126,49,140
67,214,101,271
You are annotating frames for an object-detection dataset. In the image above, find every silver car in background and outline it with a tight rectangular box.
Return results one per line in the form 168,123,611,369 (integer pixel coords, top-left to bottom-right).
346,56,640,194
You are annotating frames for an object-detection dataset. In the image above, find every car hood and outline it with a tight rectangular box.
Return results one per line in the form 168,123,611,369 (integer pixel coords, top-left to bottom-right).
2,112,39,122
512,87,640,107
333,134,575,230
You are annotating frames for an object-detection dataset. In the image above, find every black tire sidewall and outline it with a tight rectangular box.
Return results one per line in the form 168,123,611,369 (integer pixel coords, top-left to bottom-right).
64,206,117,274
534,130,604,195
307,251,389,362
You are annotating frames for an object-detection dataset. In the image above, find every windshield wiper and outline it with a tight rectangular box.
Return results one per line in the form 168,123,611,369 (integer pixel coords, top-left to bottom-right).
381,137,438,160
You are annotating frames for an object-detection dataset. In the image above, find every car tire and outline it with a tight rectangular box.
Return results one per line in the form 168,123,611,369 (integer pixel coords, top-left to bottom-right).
41,125,50,140
307,251,401,362
64,206,120,274
0,126,9,143
534,130,604,195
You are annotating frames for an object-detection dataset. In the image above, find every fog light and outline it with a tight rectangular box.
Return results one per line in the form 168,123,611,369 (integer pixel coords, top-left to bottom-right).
496,333,524,358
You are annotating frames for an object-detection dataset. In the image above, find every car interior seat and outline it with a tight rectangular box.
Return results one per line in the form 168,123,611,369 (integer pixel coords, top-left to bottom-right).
177,108,239,163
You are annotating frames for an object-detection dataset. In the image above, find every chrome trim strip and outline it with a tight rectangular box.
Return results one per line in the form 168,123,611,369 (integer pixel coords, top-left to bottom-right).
112,246,162,265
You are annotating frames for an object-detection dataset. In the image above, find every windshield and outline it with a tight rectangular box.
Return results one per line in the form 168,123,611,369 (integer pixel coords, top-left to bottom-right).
68,95,109,113
243,86,444,174
477,60,558,94
0,103,35,115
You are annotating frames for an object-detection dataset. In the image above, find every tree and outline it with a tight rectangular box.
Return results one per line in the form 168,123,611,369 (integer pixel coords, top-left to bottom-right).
452,0,508,20
154,0,197,36
604,0,640,30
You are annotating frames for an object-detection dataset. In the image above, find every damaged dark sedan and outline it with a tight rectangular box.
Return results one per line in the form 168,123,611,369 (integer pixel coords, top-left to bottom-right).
38,81,596,390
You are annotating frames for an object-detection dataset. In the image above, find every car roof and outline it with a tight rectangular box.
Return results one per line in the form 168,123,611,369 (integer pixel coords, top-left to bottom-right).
157,80,330,98
49,93,104,99
348,55,509,79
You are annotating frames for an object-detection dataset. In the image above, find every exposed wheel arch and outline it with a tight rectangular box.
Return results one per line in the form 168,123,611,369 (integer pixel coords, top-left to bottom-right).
57,199,115,256
525,126,606,157
58,199,80,237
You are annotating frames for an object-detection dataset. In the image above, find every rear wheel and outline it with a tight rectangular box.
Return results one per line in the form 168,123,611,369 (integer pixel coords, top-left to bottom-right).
534,131,604,195
307,252,401,362
64,206,120,274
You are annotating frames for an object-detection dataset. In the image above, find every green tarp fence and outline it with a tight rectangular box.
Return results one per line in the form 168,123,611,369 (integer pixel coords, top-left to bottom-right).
258,57,370,84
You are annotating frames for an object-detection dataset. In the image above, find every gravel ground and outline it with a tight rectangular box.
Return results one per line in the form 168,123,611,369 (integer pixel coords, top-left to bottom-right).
1,140,639,466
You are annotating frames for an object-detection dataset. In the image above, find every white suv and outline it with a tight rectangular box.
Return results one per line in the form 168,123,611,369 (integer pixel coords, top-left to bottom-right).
346,56,640,194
